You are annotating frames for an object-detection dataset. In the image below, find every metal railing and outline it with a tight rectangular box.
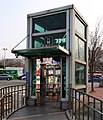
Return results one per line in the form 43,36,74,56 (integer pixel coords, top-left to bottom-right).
66,85,103,120
0,84,26,120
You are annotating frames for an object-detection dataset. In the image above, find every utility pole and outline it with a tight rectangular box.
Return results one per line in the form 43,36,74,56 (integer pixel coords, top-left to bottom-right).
2,48,7,69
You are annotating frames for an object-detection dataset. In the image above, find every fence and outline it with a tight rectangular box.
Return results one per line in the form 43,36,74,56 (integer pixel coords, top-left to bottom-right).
66,85,103,120
0,84,26,120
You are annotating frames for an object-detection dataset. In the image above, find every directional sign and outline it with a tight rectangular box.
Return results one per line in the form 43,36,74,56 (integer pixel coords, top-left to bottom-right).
44,36,53,46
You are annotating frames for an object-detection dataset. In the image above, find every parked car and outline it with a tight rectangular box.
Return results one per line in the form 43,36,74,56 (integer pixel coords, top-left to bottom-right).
0,74,13,80
21,75,26,80
18,74,26,80
88,76,103,82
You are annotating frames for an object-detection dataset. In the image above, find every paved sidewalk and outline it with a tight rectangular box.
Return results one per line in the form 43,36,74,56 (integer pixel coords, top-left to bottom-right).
8,102,67,120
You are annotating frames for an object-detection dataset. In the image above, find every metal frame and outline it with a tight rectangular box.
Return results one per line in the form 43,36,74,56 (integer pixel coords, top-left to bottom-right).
69,8,75,88
66,10,70,101
27,5,74,18
32,29,66,37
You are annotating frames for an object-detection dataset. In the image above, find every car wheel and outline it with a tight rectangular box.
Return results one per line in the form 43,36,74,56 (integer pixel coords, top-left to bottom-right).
7,78,10,81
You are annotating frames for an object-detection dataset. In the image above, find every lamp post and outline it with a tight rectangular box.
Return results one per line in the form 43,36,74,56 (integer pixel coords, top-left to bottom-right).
2,48,7,69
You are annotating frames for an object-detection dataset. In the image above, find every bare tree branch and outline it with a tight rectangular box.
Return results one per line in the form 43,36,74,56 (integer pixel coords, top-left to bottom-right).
88,18,103,91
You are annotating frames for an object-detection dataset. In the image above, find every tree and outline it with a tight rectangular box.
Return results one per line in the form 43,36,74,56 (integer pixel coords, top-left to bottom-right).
0,58,25,67
88,19,103,91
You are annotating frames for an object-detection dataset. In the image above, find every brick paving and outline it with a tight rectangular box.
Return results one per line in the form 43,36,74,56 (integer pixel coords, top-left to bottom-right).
88,82,103,100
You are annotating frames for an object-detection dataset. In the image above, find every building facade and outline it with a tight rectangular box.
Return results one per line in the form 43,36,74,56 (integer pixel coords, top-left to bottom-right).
12,5,88,105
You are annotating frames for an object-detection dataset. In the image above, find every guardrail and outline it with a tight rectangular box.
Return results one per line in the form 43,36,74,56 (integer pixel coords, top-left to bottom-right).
66,84,103,120
0,84,26,120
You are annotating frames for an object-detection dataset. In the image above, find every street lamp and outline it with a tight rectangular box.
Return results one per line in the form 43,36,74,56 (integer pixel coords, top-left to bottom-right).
2,48,7,69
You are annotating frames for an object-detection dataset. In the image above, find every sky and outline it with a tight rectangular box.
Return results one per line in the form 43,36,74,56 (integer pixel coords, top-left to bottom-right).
0,0,103,59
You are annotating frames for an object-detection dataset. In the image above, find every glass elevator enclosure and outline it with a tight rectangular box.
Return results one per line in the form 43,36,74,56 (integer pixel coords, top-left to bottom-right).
11,5,88,107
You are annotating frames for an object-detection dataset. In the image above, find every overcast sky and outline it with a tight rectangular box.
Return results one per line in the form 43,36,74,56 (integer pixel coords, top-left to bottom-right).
0,0,103,59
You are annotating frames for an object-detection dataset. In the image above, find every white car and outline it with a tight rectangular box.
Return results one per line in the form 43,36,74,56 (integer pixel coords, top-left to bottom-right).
21,76,26,80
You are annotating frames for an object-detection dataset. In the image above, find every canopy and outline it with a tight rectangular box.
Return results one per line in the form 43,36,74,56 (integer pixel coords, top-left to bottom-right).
11,45,70,58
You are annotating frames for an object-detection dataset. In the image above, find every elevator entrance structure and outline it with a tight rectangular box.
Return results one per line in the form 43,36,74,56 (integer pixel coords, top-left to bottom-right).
11,5,88,108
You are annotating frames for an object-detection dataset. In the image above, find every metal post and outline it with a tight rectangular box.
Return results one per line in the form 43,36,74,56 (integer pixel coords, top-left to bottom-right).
40,58,46,106
2,48,7,69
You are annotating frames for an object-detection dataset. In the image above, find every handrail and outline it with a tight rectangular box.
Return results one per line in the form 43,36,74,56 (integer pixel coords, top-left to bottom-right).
0,84,26,120
66,85,103,120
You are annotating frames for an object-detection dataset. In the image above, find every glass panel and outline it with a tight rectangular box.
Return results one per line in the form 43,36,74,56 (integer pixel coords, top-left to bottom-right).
75,36,85,61
79,39,85,61
32,32,66,48
75,36,79,59
75,17,85,38
33,12,66,33
75,62,86,85
35,24,44,32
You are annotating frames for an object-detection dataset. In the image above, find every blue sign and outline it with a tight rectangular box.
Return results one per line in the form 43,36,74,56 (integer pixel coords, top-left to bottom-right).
26,72,29,84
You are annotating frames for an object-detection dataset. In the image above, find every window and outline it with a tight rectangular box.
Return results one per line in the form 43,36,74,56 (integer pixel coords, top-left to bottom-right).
10,70,17,74
5,70,17,74
33,12,66,33
75,63,86,85
75,17,85,38
75,36,85,61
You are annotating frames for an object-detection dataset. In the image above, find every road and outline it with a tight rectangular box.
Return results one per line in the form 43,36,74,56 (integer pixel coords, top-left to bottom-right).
0,80,26,88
